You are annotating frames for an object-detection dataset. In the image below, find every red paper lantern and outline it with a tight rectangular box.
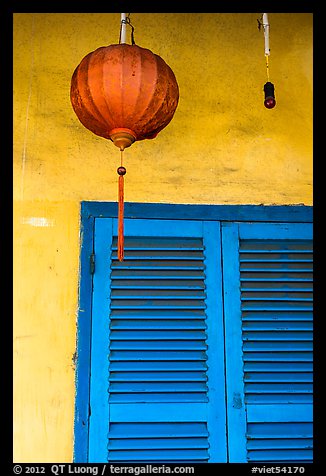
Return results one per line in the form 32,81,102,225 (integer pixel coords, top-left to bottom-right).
70,43,179,150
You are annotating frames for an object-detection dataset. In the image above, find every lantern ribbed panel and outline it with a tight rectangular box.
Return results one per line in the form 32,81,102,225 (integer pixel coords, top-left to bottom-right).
70,44,179,142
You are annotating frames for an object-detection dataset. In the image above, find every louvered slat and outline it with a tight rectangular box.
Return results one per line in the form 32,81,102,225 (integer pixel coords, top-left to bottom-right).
110,350,207,361
110,361,208,371
110,340,207,350
111,279,205,289
111,319,207,330
240,239,313,462
110,371,208,381
109,393,208,403
110,309,206,319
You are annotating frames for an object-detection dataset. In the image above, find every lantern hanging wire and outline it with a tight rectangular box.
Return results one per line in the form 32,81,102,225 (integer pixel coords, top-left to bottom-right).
119,13,135,45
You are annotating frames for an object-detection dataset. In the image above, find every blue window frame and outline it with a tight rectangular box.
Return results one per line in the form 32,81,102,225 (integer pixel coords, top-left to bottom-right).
74,202,312,463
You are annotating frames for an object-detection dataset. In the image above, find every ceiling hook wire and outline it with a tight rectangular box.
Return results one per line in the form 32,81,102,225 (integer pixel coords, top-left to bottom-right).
119,13,136,45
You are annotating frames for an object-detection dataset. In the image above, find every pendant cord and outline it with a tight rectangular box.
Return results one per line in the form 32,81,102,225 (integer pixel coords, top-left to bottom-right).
265,54,270,82
117,151,126,262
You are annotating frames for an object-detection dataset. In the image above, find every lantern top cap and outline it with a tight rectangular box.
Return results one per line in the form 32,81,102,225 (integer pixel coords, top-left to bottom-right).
109,129,136,151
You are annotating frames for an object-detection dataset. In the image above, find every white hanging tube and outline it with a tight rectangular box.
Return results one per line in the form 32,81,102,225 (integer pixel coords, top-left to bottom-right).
120,13,127,44
262,13,270,56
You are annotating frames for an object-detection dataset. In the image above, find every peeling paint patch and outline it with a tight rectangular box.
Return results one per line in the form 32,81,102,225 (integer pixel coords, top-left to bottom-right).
21,217,55,227
233,392,243,409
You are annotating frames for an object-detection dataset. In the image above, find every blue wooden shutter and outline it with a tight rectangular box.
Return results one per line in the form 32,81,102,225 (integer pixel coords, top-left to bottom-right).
223,223,313,463
89,218,227,463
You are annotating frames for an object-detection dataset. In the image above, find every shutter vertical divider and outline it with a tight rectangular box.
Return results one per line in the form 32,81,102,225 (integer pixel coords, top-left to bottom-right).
222,223,248,462
203,221,228,462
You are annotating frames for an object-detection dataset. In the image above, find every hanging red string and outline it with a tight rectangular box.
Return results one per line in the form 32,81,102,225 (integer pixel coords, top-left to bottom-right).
117,152,126,261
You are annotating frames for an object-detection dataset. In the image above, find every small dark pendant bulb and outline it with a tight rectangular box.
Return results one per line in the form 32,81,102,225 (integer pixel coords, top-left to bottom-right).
264,81,276,109
117,166,126,176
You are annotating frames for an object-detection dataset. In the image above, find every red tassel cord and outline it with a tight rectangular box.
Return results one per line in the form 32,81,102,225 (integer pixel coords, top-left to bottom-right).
117,165,126,261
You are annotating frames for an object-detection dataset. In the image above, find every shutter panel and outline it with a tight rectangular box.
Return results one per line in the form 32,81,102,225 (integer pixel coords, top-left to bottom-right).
223,223,313,463
240,238,313,462
89,218,227,462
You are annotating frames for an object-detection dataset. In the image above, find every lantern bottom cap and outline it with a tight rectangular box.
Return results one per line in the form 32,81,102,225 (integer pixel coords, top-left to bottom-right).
109,128,136,151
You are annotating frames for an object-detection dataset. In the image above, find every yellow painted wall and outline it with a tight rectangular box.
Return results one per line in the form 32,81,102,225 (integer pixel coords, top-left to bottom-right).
13,13,313,462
